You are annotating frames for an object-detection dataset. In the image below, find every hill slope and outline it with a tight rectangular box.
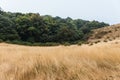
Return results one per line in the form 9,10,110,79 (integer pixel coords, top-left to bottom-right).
88,24,120,43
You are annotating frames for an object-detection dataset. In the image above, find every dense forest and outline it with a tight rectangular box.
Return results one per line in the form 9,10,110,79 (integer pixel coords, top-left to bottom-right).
0,9,109,45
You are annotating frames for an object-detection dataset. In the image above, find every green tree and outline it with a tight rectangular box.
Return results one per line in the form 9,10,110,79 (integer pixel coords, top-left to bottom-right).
0,14,19,41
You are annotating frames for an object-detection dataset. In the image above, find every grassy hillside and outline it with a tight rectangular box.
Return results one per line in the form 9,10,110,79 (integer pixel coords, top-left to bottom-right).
88,24,120,43
0,39,120,80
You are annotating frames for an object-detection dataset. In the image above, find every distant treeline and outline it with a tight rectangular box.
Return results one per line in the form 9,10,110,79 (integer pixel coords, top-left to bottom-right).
0,10,109,45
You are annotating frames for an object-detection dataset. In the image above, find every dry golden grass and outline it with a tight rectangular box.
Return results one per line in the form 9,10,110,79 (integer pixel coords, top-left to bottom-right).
89,24,120,43
0,39,120,80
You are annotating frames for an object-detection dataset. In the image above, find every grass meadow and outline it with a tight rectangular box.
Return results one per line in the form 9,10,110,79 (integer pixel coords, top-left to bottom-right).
0,40,120,80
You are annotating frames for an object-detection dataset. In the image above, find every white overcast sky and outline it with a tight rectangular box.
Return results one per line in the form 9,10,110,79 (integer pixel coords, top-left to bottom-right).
0,0,120,24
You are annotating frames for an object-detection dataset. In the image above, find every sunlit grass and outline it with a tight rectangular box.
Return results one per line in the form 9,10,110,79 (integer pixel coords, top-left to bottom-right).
0,40,120,80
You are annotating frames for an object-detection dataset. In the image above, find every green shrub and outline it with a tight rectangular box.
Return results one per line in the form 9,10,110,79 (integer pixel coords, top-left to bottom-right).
84,42,89,44
0,39,3,43
43,42,60,46
62,42,71,46
77,42,83,46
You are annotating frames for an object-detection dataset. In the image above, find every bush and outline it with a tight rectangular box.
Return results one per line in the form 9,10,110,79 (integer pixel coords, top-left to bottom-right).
77,41,83,46
8,40,33,46
62,42,71,46
0,39,3,43
5,40,11,43
84,41,89,44
42,42,60,46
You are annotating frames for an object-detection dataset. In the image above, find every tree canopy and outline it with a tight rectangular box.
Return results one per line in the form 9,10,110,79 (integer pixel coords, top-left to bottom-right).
0,10,109,45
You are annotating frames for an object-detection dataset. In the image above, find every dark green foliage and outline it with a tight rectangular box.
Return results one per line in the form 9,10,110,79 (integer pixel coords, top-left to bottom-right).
0,14,20,41
0,11,109,46
0,39,3,42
